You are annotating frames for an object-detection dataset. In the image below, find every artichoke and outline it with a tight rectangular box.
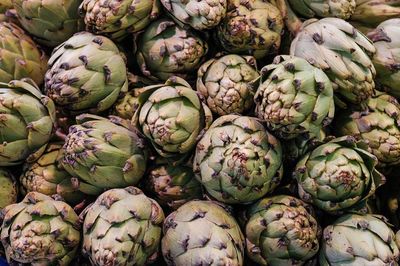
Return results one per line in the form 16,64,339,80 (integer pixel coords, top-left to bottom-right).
136,76,213,159
350,0,400,34
290,18,376,104
319,214,400,265
162,200,245,266
284,129,329,165
135,18,209,81
81,187,164,266
44,32,128,115
0,79,56,166
79,0,160,41
334,91,400,168
216,0,284,59
0,192,81,265
0,22,48,86
0,168,18,210
160,0,227,30
294,136,385,213
0,0,12,13
61,114,148,194
193,114,283,204
254,55,334,140
12,0,83,47
113,74,153,120
367,19,400,98
244,195,321,266
197,54,259,116
145,162,203,210
287,0,356,19
20,142,94,205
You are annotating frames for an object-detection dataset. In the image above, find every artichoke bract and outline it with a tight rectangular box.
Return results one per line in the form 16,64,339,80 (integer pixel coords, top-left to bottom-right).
20,142,94,205
81,187,164,266
368,19,400,98
0,79,56,166
334,91,400,168
193,115,283,204
136,77,212,159
350,0,400,34
45,32,128,115
113,74,153,120
294,136,385,213
61,114,148,193
161,0,227,30
319,214,400,265
79,0,160,41
135,18,208,81
288,0,356,19
284,129,328,165
145,162,203,210
197,54,260,116
245,195,321,266
254,55,334,140
216,0,284,59
0,192,81,265
0,22,48,86
290,18,376,104
162,200,245,266
0,168,17,210
12,0,83,47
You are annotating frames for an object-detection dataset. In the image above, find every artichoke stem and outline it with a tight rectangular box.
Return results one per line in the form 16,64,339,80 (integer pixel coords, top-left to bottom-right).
276,0,303,36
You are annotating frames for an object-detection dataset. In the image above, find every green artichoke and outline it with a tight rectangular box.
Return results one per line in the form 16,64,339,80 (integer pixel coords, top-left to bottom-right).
244,195,321,266
294,136,385,213
145,162,203,210
290,18,376,104
161,0,227,30
79,0,160,41
135,18,208,81
61,114,148,193
0,168,18,210
367,19,400,98
197,54,259,116
284,129,329,165
193,114,283,204
81,187,164,266
334,91,400,168
12,0,83,47
0,79,56,166
20,142,95,205
112,74,153,120
254,55,334,140
350,0,400,34
44,32,128,115
319,214,399,265
136,76,213,159
216,0,284,59
162,200,245,266
0,22,48,86
288,0,356,19
0,192,81,265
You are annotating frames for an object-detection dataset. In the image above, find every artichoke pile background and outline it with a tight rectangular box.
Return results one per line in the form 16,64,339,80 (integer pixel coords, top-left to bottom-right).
1,0,400,265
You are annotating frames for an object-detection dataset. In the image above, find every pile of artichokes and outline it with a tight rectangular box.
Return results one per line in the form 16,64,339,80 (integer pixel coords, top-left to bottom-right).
0,0,400,265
